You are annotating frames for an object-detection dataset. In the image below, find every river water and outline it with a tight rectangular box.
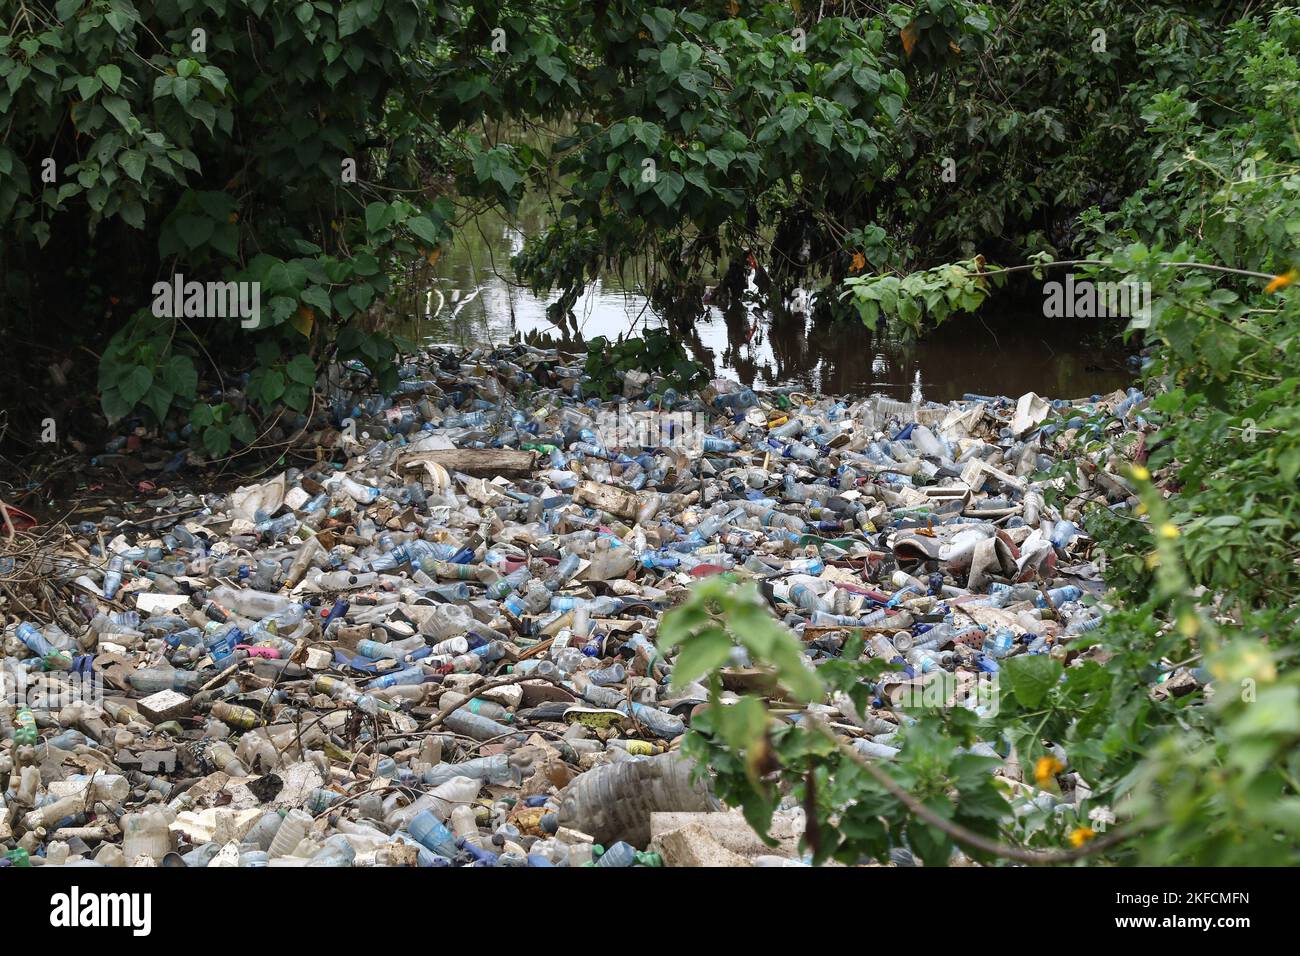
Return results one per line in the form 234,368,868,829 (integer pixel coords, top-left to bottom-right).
395,215,1134,403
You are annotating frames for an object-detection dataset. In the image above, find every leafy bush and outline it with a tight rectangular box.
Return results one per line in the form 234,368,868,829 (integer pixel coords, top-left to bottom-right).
696,5,1300,865
1,0,455,453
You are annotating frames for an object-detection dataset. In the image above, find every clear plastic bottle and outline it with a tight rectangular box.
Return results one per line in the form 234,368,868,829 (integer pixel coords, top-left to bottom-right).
422,754,517,787
329,475,381,504
437,692,513,723
245,810,286,851
209,585,295,620
443,709,516,741
554,753,714,847
103,555,125,599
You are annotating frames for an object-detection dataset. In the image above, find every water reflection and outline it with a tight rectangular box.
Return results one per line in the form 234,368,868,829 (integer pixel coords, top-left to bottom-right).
391,216,1134,402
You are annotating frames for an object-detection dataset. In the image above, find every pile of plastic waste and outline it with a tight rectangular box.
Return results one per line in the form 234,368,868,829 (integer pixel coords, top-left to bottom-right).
0,344,1158,867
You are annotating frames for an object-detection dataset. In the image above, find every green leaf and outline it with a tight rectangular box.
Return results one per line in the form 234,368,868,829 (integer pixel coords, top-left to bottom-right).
142,384,173,424
96,65,122,93
101,387,131,423
161,355,197,399
364,202,390,235
283,383,311,413
230,414,257,445
301,285,332,314
118,149,146,183
202,425,231,458
338,2,362,38
286,354,316,385
189,402,215,428
101,95,132,128
669,627,733,690
174,214,214,249
1004,655,1063,709
259,369,285,404
407,215,441,245
119,365,153,405
348,283,375,312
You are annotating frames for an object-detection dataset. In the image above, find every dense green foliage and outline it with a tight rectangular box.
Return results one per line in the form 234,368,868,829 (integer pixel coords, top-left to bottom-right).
2,0,465,455
8,0,1204,452
4,0,1261,448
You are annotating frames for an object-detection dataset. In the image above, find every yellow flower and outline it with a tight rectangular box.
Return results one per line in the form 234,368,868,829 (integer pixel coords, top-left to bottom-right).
1034,756,1064,785
1069,827,1096,847
1158,522,1180,539
1264,269,1296,294
1130,464,1150,481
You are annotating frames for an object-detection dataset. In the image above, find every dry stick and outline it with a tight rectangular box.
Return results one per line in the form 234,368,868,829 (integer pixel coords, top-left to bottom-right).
0,498,16,543
812,721,1141,865
975,259,1278,281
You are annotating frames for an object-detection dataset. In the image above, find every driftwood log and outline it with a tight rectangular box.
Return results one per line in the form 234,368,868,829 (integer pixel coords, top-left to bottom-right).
398,448,537,479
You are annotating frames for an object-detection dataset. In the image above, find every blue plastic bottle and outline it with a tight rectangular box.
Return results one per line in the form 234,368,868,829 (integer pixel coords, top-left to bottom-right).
595,841,638,867
409,810,459,857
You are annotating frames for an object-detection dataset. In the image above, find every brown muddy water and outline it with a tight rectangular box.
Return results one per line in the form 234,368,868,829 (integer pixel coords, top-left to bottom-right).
393,216,1135,403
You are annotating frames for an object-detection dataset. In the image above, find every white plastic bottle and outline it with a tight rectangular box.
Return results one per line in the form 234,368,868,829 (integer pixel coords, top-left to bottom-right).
269,808,313,858
120,807,174,861
449,803,482,849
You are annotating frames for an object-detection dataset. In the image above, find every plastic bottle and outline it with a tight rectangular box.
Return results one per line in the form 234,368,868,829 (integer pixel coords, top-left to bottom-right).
982,627,1017,659
103,556,124,599
547,552,582,591
209,585,295,620
1036,585,1083,608
553,753,715,847
408,810,460,857
443,710,516,741
330,475,381,504
16,622,58,660
120,808,173,861
422,754,517,788
595,841,638,867
269,808,313,858
439,693,513,723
